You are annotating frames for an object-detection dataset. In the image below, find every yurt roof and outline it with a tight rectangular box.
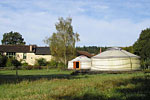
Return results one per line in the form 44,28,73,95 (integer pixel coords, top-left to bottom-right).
92,47,140,59
70,56,91,62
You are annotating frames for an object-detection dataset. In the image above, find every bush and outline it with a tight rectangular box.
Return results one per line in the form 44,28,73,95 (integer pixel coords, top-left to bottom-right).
33,66,42,69
0,55,7,67
140,58,150,69
57,62,66,69
47,60,58,68
21,62,29,66
6,58,14,67
11,59,21,68
35,58,47,66
26,66,33,70
5,58,22,68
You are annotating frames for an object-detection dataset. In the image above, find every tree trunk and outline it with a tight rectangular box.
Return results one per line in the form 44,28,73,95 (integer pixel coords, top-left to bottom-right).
16,67,18,78
64,53,67,65
64,35,67,66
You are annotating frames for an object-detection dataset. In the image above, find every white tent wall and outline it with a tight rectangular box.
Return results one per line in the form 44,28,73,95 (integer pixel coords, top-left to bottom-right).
80,61,91,69
91,57,140,71
130,58,141,70
67,56,92,69
91,47,141,71
68,61,74,69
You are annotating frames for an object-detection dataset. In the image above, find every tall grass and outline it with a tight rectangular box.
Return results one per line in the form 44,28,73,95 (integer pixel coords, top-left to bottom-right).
0,69,149,100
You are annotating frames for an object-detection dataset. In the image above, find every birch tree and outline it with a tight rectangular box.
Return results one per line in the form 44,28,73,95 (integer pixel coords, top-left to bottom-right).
45,17,80,65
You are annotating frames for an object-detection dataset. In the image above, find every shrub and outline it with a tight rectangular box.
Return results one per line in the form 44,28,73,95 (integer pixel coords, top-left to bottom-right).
21,62,29,66
35,58,47,66
0,55,7,67
57,62,66,69
144,59,150,69
26,66,33,70
6,58,14,67
47,60,58,68
141,59,150,69
33,66,42,69
11,59,21,68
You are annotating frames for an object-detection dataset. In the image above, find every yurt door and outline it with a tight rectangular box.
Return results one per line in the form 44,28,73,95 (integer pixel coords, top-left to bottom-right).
73,61,80,69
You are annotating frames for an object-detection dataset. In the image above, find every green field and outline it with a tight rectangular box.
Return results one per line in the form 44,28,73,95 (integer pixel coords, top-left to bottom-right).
0,69,150,100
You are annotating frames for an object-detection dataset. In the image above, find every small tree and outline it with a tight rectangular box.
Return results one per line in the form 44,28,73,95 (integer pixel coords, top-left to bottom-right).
45,17,80,66
1,31,26,45
11,59,21,77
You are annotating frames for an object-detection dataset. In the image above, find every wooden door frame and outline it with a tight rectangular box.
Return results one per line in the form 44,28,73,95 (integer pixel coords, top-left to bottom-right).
73,61,80,69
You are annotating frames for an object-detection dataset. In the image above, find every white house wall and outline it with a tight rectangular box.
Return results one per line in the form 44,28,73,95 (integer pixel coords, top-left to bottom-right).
25,53,52,65
3,52,52,65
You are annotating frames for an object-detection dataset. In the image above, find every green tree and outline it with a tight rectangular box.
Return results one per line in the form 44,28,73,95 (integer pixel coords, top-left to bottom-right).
11,59,21,77
121,46,134,53
1,31,26,45
133,28,150,59
45,17,80,65
133,28,150,68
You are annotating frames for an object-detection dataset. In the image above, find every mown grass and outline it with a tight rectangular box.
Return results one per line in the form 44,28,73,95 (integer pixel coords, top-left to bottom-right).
0,69,150,100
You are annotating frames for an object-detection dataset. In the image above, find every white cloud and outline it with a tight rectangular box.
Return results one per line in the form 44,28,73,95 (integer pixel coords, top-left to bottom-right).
0,0,150,47
72,16,150,46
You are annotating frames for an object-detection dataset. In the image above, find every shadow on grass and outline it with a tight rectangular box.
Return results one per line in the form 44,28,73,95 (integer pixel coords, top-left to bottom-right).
50,74,150,100
112,74,150,100
0,73,85,85
51,93,107,100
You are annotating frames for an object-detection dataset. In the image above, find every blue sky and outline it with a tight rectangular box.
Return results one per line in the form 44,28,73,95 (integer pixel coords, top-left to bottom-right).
0,0,150,47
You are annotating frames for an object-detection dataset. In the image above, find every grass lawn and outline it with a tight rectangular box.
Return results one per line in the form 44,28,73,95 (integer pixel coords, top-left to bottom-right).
0,69,150,100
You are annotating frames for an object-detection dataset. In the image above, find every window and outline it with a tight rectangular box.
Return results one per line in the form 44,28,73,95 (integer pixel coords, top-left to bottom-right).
23,53,27,59
6,52,16,58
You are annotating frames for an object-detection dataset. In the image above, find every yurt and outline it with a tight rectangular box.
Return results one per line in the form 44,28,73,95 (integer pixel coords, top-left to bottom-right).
68,56,91,69
91,47,140,71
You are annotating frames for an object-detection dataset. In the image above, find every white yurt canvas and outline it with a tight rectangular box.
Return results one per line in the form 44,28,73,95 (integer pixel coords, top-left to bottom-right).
68,56,91,69
91,47,140,71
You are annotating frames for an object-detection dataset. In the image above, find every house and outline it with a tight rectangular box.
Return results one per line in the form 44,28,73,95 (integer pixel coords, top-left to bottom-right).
0,45,52,65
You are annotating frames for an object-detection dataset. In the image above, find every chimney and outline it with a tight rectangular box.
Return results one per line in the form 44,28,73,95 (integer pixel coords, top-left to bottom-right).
30,45,33,52
100,48,101,53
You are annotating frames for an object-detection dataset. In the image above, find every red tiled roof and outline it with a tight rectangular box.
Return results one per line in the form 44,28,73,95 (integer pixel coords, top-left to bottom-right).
77,51,93,58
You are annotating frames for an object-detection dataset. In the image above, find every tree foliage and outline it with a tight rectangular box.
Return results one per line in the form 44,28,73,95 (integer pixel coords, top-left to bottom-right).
35,58,47,66
0,55,7,67
1,31,26,45
121,46,134,53
45,17,80,65
133,28,150,60
76,46,108,54
133,28,150,68
11,59,21,67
